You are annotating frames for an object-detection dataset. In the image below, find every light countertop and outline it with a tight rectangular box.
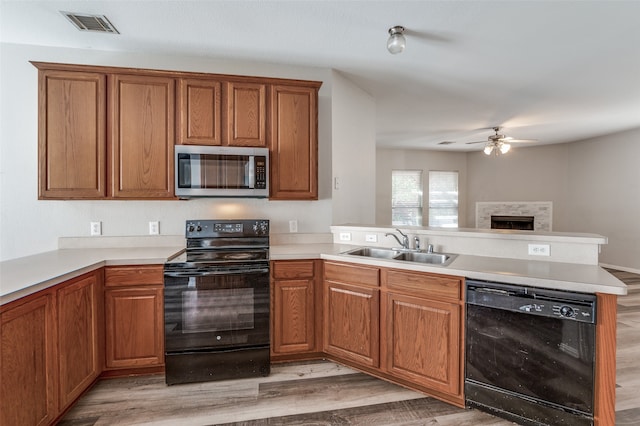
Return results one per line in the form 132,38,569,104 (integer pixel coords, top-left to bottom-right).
272,243,627,295
0,247,182,305
0,242,626,307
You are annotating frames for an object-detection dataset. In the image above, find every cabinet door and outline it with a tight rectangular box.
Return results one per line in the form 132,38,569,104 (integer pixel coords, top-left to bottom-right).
111,74,175,198
104,286,164,369
38,69,106,199
323,281,379,368
226,81,267,146
1,293,57,426
177,78,222,145
270,85,318,200
383,292,461,396
271,260,317,354
57,272,102,411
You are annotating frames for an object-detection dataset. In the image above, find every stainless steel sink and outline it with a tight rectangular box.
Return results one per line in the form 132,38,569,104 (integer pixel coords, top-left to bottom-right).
343,247,401,259
341,247,457,266
393,251,457,266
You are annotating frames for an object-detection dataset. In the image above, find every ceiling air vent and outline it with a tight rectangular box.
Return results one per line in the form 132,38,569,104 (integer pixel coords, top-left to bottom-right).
61,12,119,34
438,141,455,145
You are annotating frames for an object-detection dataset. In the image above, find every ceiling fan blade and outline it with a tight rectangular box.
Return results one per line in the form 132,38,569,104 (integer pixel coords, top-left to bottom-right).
507,138,538,143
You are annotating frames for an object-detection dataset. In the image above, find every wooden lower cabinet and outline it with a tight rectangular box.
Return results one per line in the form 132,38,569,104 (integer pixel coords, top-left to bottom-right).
323,262,380,368
381,268,464,403
0,291,57,426
104,266,164,370
318,261,464,406
382,291,461,396
0,269,104,426
56,271,103,411
271,260,320,356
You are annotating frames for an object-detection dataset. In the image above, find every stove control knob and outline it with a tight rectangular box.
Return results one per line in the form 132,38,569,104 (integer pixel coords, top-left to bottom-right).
259,221,268,234
196,225,202,232
187,224,195,233
559,305,575,318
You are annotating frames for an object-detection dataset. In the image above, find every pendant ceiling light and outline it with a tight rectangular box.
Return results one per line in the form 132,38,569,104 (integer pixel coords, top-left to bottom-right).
387,26,406,54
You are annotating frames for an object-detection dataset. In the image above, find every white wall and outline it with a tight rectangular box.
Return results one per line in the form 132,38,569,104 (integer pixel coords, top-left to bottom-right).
378,131,640,271
0,43,338,261
375,149,468,227
330,70,376,225
466,143,571,230
565,127,640,270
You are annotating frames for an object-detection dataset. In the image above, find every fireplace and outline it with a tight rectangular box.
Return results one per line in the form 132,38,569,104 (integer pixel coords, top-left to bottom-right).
491,215,535,231
476,202,552,231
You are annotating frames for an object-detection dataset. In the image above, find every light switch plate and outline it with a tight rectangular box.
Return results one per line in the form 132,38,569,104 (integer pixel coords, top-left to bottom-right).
365,234,378,242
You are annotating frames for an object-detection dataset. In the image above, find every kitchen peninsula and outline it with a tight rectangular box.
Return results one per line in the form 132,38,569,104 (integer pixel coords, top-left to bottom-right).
0,226,625,426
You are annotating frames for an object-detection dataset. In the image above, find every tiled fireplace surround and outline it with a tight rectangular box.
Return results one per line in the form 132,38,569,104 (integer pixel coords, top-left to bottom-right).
476,202,553,232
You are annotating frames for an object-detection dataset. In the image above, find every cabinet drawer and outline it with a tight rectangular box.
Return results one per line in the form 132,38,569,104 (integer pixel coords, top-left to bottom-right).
383,269,462,301
105,265,164,287
324,261,379,287
272,260,315,279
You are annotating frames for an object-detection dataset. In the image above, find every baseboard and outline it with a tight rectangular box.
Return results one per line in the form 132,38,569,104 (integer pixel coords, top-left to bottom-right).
599,263,640,275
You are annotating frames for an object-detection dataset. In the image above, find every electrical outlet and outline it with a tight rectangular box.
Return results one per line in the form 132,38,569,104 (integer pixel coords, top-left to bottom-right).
90,221,101,236
334,177,340,190
365,234,378,243
149,221,160,235
289,219,298,233
528,244,550,256
339,232,351,241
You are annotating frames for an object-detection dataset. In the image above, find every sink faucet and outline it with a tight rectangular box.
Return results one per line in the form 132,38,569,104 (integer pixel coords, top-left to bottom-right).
385,228,410,250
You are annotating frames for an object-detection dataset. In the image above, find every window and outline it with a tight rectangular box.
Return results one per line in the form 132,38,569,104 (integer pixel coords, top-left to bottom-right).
428,171,458,228
392,170,422,226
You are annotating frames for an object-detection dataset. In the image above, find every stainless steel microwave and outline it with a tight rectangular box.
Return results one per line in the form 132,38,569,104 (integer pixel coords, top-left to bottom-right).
175,145,269,198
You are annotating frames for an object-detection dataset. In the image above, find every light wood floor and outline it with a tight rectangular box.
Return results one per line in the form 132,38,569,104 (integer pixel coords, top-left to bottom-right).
59,270,640,426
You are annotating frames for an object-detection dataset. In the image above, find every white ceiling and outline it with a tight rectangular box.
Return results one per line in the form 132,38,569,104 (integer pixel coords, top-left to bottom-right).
2,0,640,151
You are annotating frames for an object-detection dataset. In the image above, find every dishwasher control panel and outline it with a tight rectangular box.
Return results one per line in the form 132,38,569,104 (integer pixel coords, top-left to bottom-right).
466,279,596,324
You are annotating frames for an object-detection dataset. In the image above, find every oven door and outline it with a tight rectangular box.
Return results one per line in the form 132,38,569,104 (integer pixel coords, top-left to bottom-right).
164,265,269,353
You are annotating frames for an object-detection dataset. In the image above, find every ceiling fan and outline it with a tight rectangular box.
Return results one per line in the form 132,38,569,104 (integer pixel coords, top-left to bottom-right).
466,127,537,155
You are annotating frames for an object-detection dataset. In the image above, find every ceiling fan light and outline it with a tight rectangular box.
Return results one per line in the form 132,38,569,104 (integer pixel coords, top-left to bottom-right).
500,143,511,154
387,26,406,54
484,145,494,155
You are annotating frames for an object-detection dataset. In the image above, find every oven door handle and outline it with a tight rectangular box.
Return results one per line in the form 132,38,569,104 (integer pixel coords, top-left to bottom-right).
164,267,269,278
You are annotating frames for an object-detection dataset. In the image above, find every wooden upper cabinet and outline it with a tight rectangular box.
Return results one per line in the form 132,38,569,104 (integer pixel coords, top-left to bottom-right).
177,78,222,145
34,62,322,201
110,74,175,198
270,84,318,200
226,81,267,147
38,69,106,199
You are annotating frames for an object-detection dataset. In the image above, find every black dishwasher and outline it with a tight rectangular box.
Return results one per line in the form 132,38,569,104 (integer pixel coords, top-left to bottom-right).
465,279,597,426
